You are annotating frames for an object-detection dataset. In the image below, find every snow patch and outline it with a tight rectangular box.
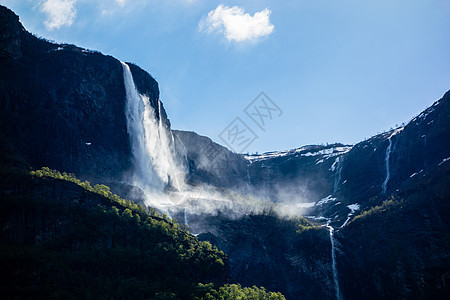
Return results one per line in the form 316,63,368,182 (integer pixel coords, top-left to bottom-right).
340,203,360,228
439,157,450,166
316,195,337,206
330,157,339,171
305,216,331,223
388,126,405,139
296,202,316,208
302,146,352,158
244,146,352,162
347,204,360,212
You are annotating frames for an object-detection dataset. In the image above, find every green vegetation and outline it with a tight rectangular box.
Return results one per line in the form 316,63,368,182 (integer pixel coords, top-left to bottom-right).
0,166,285,299
30,167,153,217
295,216,321,233
352,197,403,222
198,284,285,300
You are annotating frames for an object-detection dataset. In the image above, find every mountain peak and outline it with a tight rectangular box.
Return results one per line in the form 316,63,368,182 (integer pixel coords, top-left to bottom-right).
0,5,23,59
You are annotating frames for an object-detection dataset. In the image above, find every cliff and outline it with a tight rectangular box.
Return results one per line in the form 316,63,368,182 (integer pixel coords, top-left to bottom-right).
0,5,168,185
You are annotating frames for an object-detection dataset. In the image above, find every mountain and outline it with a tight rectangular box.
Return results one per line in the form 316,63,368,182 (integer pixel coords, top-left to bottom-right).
338,160,450,299
192,92,450,299
180,92,450,226
0,6,287,299
1,4,450,300
0,5,169,187
0,167,229,299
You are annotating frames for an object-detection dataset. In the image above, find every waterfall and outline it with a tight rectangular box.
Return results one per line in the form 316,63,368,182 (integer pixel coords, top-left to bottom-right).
184,208,188,227
121,62,186,193
326,224,343,300
382,138,392,194
334,157,343,193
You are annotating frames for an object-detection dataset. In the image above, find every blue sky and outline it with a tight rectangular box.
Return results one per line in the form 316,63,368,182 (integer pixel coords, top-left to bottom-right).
2,0,450,153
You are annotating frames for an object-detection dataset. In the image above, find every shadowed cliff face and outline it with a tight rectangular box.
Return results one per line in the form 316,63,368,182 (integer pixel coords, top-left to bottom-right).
337,160,450,300
198,215,334,300
324,91,450,225
172,130,248,188
0,5,21,60
0,5,167,185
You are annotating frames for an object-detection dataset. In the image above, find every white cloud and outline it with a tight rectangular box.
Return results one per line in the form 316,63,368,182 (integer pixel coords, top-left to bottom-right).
114,0,126,7
200,5,274,42
41,0,77,30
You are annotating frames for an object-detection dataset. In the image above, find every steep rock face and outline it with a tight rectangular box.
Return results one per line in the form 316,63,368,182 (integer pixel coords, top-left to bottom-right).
0,5,166,185
173,128,352,204
0,6,21,60
325,91,450,224
336,160,450,299
245,144,351,203
198,215,333,300
230,92,450,227
173,130,248,188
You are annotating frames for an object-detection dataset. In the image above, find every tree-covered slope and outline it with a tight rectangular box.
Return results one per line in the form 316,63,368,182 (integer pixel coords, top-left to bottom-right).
0,167,222,299
0,163,285,299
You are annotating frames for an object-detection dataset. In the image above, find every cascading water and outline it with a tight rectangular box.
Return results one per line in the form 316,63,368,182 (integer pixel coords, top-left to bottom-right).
121,62,186,194
334,157,343,193
184,208,188,227
382,138,392,194
326,224,343,300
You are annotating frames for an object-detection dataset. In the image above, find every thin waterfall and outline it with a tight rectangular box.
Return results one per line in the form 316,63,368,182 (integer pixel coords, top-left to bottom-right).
121,62,186,193
326,224,343,300
334,157,343,193
382,138,392,194
184,208,188,227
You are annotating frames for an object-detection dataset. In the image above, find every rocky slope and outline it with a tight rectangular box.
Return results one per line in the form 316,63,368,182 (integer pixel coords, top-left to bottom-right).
337,158,450,299
198,215,334,300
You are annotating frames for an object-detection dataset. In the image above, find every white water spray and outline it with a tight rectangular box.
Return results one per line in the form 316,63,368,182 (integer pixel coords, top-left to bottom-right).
122,62,186,193
326,224,343,300
382,138,392,194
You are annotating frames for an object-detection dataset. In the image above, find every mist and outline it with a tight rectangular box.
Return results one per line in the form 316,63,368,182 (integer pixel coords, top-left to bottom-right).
121,61,319,234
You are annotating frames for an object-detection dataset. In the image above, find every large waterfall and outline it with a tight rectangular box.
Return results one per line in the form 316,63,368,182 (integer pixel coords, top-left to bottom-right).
382,138,392,194
121,62,186,194
326,224,343,300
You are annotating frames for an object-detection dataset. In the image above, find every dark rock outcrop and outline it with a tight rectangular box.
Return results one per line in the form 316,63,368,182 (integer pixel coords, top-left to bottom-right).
198,215,333,300
324,91,450,224
0,5,21,59
173,130,248,188
337,160,450,299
